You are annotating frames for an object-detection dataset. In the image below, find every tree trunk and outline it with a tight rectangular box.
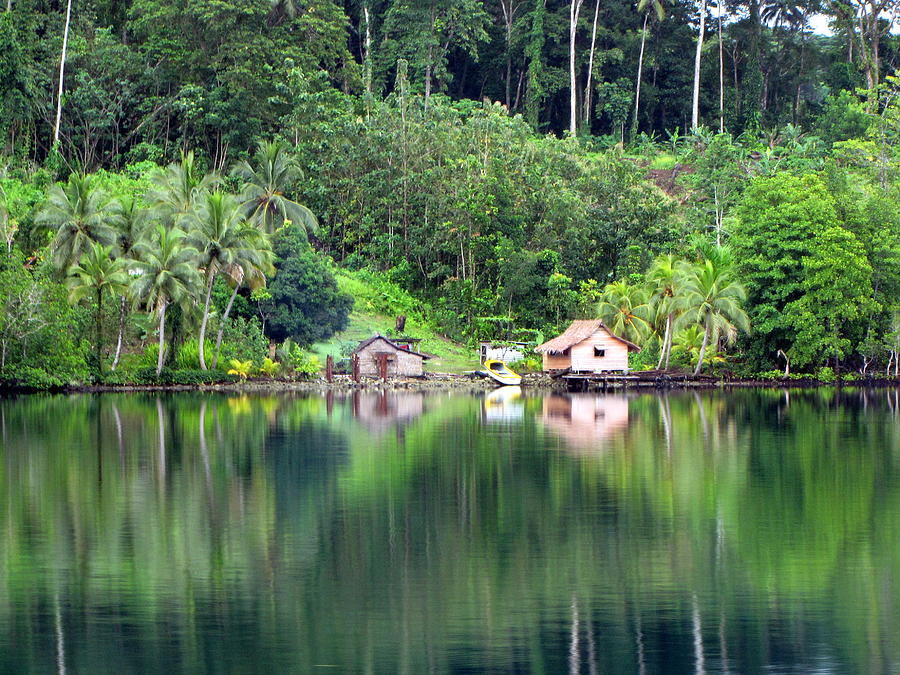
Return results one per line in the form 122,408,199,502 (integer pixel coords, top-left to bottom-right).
53,0,73,145
694,317,710,376
212,280,241,370
156,300,168,376
656,312,672,370
569,0,584,136
111,295,126,371
198,268,215,370
95,288,103,375
632,12,650,136
718,0,724,132
583,0,601,125
691,0,707,130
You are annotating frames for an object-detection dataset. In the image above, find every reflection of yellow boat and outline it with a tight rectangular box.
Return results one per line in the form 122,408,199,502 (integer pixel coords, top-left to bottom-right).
483,359,522,386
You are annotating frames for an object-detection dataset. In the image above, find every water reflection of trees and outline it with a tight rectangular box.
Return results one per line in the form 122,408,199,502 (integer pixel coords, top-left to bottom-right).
0,389,896,672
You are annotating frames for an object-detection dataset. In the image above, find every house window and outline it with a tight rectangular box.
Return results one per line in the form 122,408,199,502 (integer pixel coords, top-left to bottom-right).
594,347,606,358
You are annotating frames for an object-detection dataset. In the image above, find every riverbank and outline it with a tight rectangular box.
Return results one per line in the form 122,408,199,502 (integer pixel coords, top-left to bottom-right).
1,371,892,395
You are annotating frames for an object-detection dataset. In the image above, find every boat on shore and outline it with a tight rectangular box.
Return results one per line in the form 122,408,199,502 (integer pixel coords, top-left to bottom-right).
481,360,522,386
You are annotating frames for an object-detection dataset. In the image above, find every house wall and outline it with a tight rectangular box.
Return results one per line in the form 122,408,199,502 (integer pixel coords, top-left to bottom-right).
356,339,425,377
480,343,525,364
569,329,630,372
542,352,572,371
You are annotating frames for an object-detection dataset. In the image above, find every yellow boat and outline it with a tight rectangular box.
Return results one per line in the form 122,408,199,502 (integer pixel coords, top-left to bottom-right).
482,359,522,386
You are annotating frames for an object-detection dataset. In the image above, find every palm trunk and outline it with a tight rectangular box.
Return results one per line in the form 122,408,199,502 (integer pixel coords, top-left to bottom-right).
156,300,168,376
212,280,240,370
198,268,215,370
656,312,672,370
694,317,710,376
691,0,707,130
53,0,73,145
664,313,674,369
632,12,650,136
95,288,103,376
111,295,126,371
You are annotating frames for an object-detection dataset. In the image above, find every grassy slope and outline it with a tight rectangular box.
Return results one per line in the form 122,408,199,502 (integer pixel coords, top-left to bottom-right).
309,271,479,373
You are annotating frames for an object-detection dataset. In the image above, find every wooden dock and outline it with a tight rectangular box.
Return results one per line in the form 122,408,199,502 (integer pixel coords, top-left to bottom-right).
561,370,720,391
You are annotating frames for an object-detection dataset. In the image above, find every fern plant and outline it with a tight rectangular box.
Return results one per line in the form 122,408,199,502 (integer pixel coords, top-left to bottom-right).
257,357,280,378
227,359,253,379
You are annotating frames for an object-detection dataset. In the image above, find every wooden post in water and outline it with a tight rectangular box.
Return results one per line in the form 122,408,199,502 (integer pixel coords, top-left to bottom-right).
352,353,360,383
325,355,334,383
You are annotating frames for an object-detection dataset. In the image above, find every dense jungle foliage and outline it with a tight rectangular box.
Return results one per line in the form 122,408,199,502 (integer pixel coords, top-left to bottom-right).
1,0,899,386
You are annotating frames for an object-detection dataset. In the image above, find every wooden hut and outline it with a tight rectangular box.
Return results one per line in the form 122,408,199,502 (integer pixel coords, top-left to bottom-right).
352,335,430,378
534,320,640,374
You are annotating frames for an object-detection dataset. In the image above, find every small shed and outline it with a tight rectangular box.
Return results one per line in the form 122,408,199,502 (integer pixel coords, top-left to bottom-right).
352,335,430,378
534,320,640,373
478,341,529,364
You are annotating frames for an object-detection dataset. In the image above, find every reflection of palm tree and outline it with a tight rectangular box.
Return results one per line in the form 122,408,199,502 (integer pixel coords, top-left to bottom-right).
677,258,749,375
132,226,200,375
232,141,317,236
598,281,652,345
66,242,129,375
36,173,116,273
187,191,272,370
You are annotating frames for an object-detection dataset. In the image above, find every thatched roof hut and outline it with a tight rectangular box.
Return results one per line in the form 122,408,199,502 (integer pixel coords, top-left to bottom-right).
535,320,639,373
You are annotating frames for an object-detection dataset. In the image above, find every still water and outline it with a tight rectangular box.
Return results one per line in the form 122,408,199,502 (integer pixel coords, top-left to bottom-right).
0,388,898,673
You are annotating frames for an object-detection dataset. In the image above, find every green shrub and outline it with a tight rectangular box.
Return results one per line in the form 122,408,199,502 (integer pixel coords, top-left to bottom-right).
288,347,321,379
134,368,238,385
816,366,836,383
175,338,215,370
257,357,280,378
219,317,268,365
508,357,541,373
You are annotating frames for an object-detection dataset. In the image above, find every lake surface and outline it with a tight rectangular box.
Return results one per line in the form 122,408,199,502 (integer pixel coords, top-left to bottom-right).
0,388,898,673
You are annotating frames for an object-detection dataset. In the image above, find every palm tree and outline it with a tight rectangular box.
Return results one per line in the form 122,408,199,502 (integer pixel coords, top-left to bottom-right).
232,140,317,235
647,254,680,369
187,191,272,370
131,226,201,375
66,242,129,375
676,258,749,375
148,151,217,228
108,195,149,370
35,173,117,273
210,264,270,370
598,280,653,345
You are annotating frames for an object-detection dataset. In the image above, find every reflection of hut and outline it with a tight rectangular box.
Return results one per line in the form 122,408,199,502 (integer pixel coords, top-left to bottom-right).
352,335,430,377
353,391,426,433
535,320,640,373
542,394,629,450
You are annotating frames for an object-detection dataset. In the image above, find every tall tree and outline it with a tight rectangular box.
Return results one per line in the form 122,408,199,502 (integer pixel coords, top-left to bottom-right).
231,141,318,235
187,190,271,370
148,151,217,228
66,242,129,375
109,195,148,370
691,0,708,129
648,254,680,369
53,0,73,145
131,226,200,375
598,280,653,344
569,0,585,136
632,0,667,135
36,173,116,273
677,256,749,374
379,0,490,101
